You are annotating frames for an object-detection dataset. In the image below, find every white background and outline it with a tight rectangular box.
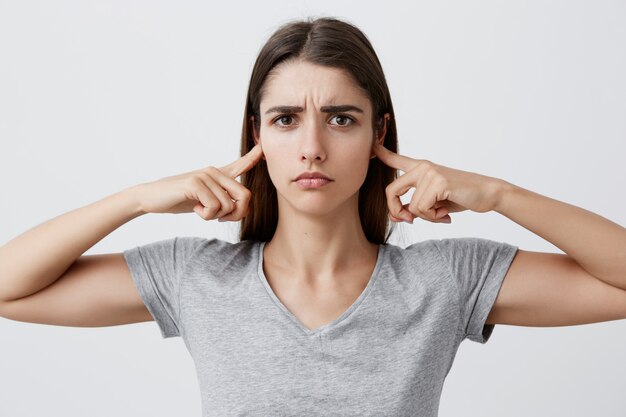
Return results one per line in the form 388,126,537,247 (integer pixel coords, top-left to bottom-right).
1,1,625,416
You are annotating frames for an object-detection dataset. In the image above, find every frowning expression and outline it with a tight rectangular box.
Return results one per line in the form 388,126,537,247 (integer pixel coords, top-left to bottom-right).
253,59,384,217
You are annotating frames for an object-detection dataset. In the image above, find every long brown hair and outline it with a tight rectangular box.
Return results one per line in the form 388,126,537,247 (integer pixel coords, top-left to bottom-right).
238,16,399,244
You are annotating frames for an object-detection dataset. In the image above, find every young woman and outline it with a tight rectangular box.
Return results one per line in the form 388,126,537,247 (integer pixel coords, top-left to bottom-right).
1,17,625,417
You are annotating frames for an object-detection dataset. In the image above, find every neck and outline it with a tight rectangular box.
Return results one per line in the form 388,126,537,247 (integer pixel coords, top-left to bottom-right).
263,195,378,284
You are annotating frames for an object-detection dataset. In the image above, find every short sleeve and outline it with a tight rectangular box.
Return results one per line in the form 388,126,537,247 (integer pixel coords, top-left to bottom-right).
123,236,206,339
433,237,518,344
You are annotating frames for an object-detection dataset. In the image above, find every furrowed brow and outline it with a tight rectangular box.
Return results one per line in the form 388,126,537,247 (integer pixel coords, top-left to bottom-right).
321,105,364,114
265,105,304,115
264,104,364,115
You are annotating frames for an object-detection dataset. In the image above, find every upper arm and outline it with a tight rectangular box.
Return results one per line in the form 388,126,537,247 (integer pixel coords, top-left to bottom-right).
487,249,626,327
0,253,153,327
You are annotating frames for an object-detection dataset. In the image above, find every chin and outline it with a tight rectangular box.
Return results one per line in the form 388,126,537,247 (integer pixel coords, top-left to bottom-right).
281,190,357,217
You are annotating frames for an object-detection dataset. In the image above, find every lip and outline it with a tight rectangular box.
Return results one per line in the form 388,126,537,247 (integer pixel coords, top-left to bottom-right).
294,171,333,181
295,178,332,189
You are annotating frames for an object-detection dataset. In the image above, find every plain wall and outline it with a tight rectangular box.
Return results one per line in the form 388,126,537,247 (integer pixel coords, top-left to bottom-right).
1,1,625,416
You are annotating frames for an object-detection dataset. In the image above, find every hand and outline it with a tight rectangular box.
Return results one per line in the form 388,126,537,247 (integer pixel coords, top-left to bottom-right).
372,142,505,224
132,143,264,222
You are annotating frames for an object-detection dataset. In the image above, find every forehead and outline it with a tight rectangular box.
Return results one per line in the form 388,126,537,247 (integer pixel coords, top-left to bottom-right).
260,60,371,110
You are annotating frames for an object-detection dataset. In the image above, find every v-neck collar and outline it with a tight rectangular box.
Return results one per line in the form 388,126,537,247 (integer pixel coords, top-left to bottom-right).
256,240,385,336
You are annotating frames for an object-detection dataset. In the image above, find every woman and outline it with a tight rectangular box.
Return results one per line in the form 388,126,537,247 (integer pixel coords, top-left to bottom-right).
1,17,625,417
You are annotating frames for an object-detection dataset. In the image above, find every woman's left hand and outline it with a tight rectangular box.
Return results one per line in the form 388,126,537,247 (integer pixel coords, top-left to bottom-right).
372,142,506,224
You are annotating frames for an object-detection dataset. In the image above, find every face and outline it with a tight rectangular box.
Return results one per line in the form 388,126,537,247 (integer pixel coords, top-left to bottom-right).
252,60,388,218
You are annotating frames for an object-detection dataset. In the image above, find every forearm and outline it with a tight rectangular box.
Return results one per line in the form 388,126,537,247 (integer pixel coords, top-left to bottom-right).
0,186,145,301
494,180,626,290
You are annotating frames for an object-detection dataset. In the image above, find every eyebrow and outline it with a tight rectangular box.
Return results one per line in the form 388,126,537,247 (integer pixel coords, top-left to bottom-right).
264,104,364,115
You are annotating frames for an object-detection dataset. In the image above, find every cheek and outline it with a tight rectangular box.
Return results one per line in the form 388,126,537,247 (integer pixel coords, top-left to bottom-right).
333,147,372,185
258,128,285,156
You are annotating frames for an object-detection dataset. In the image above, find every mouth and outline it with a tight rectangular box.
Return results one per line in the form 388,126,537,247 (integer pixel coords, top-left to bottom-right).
294,177,332,188
294,171,333,181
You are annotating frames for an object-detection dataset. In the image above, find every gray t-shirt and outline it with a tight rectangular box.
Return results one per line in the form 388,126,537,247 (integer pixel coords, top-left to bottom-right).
123,236,518,417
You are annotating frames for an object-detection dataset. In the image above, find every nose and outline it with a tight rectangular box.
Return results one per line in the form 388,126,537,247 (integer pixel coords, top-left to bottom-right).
299,118,327,162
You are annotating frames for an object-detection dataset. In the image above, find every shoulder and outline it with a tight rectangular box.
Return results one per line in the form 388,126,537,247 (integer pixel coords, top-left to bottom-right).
384,239,443,267
382,239,451,287
178,237,262,272
383,237,514,282
175,236,259,251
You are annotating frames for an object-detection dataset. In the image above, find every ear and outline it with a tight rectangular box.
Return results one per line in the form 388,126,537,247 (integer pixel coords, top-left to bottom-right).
250,115,265,160
250,115,259,145
370,113,390,159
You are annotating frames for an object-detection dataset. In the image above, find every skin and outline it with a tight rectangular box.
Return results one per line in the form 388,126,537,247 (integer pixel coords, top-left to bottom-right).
250,59,389,290
2,53,622,337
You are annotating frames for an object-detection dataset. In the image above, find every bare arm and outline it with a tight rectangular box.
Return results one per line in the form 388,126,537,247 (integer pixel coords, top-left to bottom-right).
0,144,262,326
0,187,144,302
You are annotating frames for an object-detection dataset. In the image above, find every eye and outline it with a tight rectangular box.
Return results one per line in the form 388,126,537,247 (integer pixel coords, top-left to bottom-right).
272,114,297,128
330,114,355,127
271,113,356,129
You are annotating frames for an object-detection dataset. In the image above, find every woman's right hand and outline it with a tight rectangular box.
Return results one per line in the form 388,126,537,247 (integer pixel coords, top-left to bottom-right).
132,143,264,222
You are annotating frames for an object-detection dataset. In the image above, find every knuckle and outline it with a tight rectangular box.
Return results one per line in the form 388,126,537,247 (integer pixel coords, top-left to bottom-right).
187,176,202,187
412,160,427,171
422,167,436,180
198,171,216,183
205,201,220,215
197,208,210,220
204,166,219,176
416,162,434,175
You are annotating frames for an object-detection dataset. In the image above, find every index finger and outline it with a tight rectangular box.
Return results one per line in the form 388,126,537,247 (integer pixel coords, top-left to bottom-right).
220,143,264,179
372,142,415,173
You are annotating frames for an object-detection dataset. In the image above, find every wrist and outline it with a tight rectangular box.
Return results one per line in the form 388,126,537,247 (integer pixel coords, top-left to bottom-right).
119,185,148,218
493,179,517,214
